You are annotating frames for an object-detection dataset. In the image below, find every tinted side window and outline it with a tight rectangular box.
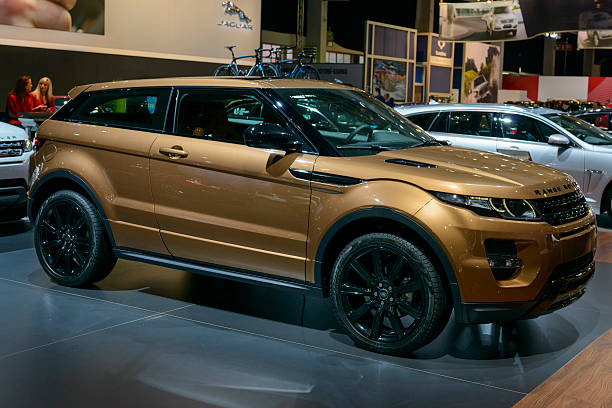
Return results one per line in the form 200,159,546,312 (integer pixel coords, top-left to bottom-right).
175,89,290,144
407,112,438,129
430,111,448,132
66,88,170,131
580,113,609,130
448,112,493,137
500,114,556,143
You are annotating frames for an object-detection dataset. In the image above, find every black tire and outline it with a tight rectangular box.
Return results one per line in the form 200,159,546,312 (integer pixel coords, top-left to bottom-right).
260,63,280,77
511,30,517,37
330,233,450,355
214,65,237,76
293,65,320,80
34,190,116,287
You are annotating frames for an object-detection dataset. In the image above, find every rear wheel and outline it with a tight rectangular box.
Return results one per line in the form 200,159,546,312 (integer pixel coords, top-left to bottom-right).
330,233,450,355
34,190,116,287
214,65,237,76
293,65,320,80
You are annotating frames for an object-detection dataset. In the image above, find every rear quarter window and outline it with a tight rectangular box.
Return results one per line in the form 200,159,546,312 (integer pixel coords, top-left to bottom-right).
56,87,171,132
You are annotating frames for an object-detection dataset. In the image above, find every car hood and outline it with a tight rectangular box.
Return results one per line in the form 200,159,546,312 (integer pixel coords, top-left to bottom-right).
494,13,516,20
314,146,577,199
0,122,27,141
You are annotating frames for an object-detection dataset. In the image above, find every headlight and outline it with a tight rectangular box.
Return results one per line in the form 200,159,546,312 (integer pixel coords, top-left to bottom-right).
433,192,541,221
23,138,32,152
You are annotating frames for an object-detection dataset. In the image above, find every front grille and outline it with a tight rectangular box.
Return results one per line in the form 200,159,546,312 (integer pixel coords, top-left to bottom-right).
529,190,590,225
0,141,23,158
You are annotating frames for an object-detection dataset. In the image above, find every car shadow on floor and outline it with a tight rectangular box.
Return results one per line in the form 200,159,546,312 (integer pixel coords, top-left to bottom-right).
88,258,583,361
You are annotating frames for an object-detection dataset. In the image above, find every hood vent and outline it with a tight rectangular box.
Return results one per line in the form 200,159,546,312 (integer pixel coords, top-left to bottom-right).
385,158,437,168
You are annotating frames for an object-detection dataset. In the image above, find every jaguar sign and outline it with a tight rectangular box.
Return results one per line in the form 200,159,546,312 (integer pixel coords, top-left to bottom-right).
219,1,254,30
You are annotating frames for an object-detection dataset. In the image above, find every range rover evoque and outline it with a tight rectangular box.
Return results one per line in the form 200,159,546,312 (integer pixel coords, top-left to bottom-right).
28,78,596,355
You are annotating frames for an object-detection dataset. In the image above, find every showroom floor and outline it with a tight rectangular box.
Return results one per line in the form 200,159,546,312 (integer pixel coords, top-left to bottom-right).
1,219,611,407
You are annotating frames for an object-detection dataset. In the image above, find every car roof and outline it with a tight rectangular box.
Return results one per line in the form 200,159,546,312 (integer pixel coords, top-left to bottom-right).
395,103,561,116
76,77,355,94
575,109,612,114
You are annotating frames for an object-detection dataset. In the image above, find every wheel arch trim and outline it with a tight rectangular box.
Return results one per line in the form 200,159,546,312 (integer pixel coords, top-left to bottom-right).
313,207,463,316
28,169,116,247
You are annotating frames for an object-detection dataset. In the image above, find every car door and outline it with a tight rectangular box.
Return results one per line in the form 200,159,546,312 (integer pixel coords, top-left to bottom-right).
428,111,499,153
495,113,585,187
149,88,316,281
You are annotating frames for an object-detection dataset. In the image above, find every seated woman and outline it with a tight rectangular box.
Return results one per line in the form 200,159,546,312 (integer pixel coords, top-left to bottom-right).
31,77,55,113
6,75,37,126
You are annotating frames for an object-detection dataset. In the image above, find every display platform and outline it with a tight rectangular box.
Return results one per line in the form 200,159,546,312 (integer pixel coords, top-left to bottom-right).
0,219,611,407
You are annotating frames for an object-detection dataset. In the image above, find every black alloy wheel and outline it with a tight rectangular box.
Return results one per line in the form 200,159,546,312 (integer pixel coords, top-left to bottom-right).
331,233,450,355
34,190,116,287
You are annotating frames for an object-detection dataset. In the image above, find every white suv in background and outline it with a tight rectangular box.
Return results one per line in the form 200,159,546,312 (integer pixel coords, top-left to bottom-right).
483,3,518,37
396,104,612,216
0,122,33,221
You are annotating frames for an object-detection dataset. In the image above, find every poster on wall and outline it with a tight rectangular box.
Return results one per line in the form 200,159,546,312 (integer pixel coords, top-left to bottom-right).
440,0,612,42
578,30,612,49
0,0,261,63
0,0,104,34
440,1,525,42
462,42,500,103
373,59,406,102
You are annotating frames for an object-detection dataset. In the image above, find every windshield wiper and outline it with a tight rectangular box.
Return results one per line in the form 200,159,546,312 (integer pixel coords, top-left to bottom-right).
336,144,399,151
409,140,447,148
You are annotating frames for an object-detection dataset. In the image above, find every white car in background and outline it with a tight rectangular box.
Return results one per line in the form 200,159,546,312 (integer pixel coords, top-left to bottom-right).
0,122,33,221
483,3,518,37
587,30,612,46
396,104,612,216
469,75,490,101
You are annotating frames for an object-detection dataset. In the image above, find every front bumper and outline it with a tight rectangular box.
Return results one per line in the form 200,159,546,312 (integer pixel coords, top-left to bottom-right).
492,24,518,31
460,251,595,323
416,198,597,324
0,154,31,211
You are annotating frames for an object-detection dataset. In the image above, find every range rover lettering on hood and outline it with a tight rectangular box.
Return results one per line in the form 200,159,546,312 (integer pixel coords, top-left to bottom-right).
533,181,579,197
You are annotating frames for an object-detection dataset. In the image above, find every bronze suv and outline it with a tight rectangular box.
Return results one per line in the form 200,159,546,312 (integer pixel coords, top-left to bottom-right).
28,78,597,355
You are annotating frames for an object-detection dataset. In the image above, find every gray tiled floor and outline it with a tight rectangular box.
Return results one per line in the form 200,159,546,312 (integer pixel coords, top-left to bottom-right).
1,218,611,407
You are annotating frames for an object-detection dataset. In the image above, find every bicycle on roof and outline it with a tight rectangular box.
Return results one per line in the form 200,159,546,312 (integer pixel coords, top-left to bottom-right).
214,46,279,77
269,48,320,80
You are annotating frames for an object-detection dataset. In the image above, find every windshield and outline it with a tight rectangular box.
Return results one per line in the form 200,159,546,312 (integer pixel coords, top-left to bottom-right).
275,88,436,156
493,7,509,14
544,113,612,145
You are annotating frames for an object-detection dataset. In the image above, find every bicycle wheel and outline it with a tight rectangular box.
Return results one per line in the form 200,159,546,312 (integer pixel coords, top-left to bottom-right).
293,65,320,80
260,63,280,77
214,65,237,76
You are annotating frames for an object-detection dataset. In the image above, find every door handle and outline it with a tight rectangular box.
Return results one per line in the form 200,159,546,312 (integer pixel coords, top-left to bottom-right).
496,148,532,161
159,146,188,159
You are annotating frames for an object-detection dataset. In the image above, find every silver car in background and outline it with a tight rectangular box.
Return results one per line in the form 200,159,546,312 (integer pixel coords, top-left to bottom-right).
396,104,612,215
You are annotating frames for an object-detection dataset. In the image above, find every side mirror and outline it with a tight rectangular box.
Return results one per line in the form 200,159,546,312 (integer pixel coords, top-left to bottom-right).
547,134,570,147
244,123,302,153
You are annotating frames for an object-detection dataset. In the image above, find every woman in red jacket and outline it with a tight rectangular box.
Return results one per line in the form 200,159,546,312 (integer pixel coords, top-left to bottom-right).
6,76,37,126
31,77,55,113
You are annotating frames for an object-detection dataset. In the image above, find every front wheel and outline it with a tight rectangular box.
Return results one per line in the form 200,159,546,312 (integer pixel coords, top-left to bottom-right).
214,65,238,76
330,233,450,355
293,65,320,80
249,63,280,77
34,190,116,287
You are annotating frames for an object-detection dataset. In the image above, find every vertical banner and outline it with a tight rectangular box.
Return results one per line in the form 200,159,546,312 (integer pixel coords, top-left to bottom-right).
462,42,500,103
364,21,416,104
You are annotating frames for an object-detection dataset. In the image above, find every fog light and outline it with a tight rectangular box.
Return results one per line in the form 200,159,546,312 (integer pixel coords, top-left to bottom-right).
488,256,522,280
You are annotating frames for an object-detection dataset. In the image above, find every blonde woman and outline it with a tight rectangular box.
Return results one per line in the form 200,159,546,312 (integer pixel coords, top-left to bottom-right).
31,76,54,112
